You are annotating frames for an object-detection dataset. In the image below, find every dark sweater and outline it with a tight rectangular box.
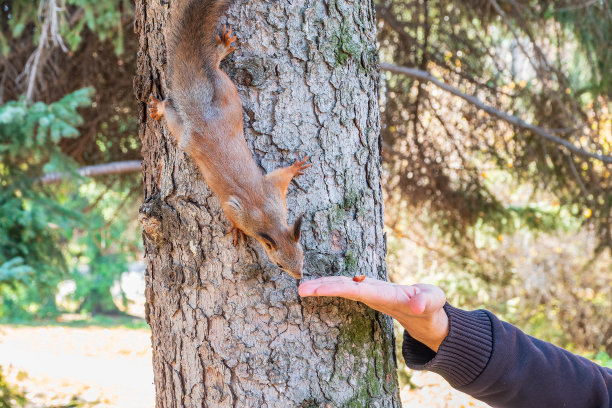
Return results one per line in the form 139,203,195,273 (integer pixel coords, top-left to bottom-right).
402,304,612,407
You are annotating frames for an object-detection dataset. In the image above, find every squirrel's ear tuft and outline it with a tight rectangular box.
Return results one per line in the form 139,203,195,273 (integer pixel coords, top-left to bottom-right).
292,214,304,242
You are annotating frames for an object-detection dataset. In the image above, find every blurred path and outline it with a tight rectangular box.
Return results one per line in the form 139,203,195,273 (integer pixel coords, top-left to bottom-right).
0,257,488,408
0,324,491,408
401,371,491,407
0,326,154,408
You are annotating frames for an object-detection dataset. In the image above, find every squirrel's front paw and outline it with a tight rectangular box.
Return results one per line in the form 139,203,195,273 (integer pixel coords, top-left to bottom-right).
292,156,312,176
225,223,246,246
148,95,165,121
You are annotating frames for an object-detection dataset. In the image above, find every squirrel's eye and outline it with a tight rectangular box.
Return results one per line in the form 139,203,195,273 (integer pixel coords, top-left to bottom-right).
265,242,272,250
276,263,283,268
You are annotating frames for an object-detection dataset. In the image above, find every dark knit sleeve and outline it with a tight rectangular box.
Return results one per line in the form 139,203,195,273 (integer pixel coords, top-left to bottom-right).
402,303,493,387
402,304,612,408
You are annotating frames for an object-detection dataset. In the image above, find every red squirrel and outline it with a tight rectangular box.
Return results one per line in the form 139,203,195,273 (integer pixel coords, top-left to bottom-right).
148,0,311,279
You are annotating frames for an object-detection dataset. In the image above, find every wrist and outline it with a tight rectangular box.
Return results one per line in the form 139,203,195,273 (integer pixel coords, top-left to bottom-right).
399,307,449,352
401,304,494,388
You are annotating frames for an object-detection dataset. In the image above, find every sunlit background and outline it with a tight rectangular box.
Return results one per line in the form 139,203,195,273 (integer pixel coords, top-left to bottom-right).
1,0,610,407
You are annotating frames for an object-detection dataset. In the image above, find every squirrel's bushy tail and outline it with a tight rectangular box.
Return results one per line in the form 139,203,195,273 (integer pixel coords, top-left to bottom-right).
167,0,233,104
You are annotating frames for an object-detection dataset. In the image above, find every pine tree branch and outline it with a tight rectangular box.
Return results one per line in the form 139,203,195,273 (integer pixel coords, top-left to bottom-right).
19,0,68,101
380,62,612,164
39,160,142,184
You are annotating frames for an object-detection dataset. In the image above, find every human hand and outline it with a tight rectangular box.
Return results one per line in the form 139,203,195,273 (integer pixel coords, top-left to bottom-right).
298,277,449,352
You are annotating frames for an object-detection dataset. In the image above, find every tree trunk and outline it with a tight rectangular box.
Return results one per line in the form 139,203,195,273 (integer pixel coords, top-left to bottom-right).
134,0,400,406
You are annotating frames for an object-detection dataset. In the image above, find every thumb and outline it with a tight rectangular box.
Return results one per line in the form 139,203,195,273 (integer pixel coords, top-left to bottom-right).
399,284,446,317
407,290,428,315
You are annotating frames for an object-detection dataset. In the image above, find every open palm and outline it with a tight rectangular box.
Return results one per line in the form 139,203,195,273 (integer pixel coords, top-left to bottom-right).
299,277,449,352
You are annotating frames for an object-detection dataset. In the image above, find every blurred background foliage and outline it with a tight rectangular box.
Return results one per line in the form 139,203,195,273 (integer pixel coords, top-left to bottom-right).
0,0,610,402
0,0,141,323
376,0,612,386
0,364,25,408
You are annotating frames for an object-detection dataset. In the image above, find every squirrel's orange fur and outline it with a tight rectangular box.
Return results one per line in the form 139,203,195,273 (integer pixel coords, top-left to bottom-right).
148,0,310,279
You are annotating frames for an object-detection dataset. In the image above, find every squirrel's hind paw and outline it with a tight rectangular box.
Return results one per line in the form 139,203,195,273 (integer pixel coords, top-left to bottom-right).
148,95,165,121
216,25,237,60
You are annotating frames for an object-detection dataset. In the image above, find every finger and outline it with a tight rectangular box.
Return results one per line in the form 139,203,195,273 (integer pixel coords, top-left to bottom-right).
298,276,365,300
298,276,397,307
298,276,352,291
299,276,394,295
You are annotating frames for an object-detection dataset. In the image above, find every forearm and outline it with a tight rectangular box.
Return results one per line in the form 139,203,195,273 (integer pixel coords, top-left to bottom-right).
402,304,612,407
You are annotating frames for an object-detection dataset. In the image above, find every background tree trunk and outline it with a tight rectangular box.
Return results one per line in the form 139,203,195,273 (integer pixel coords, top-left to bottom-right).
134,0,400,406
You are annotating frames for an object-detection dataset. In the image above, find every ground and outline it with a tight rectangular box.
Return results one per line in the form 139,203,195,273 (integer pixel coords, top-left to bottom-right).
0,324,489,408
0,267,489,407
0,325,154,408
401,372,490,408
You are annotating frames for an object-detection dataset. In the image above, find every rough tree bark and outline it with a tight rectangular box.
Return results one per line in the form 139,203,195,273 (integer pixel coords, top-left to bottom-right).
134,0,400,406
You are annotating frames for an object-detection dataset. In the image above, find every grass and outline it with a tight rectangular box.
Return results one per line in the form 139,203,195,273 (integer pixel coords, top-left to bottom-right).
0,313,149,330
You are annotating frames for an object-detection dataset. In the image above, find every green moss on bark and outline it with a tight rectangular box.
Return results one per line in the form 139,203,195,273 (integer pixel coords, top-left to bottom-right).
330,309,396,406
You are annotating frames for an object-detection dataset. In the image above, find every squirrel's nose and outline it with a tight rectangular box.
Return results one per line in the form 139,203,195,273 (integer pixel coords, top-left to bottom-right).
286,268,302,280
